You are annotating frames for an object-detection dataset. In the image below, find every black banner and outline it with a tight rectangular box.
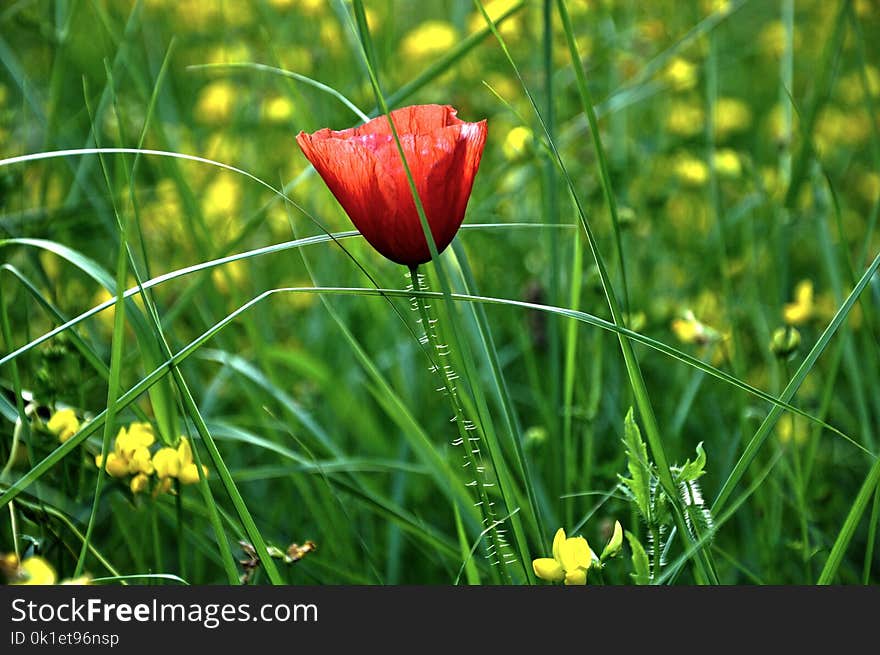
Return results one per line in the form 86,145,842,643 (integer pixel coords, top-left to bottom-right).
1,585,877,650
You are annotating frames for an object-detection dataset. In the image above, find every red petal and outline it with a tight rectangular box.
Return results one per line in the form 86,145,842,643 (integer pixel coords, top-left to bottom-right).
296,105,487,266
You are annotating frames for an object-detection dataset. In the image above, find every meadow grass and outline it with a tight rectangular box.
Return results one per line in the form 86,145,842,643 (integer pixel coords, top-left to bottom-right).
0,0,878,585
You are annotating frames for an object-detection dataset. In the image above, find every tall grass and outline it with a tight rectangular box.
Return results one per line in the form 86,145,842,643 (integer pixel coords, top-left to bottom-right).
0,0,877,585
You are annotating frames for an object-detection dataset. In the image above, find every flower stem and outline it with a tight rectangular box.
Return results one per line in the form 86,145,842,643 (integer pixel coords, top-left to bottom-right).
408,266,513,582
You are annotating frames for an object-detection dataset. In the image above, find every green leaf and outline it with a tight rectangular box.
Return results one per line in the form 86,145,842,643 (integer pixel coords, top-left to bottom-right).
619,408,652,521
677,442,708,484
626,531,651,585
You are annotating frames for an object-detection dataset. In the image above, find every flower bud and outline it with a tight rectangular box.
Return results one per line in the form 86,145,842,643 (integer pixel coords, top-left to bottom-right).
770,326,801,358
600,520,624,561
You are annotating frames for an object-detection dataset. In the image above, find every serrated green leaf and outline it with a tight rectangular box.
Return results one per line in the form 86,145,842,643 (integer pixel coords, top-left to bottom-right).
677,442,708,484
626,530,651,585
681,479,715,543
619,408,652,521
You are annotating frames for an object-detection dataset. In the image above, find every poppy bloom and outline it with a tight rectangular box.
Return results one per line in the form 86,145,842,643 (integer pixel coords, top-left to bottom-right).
296,104,487,266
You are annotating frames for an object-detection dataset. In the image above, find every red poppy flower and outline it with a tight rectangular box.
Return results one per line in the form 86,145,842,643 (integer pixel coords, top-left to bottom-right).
296,104,487,266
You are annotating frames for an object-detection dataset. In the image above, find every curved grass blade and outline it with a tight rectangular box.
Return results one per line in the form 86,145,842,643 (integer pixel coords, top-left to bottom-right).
714,251,880,513
187,62,369,122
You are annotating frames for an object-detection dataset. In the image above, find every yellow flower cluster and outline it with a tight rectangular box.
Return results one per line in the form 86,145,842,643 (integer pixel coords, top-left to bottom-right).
783,280,813,326
532,523,623,585
532,528,595,585
671,310,722,346
46,408,80,443
95,422,208,495
1,553,90,585
664,57,699,92
400,21,458,61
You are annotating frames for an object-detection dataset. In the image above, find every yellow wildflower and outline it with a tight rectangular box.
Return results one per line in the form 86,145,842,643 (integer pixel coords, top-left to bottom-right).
671,310,720,345
815,107,870,156
153,477,174,497
95,424,155,478
262,95,294,123
2,554,92,585
177,437,208,485
205,43,251,66
60,575,93,585
153,447,181,479
664,57,698,91
702,0,732,13
12,556,57,585
502,125,534,161
777,415,809,447
859,171,880,205
666,100,705,137
759,21,801,59
468,0,522,38
95,452,129,478
714,97,752,138
130,473,150,494
195,81,237,124
401,21,458,61
673,154,709,187
46,408,80,443
203,172,242,220
783,280,813,325
838,66,880,105
532,528,594,585
713,149,742,178
125,422,156,448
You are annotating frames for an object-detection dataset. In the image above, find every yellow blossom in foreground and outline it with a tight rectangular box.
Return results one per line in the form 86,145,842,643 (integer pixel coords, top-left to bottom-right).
177,437,208,485
532,528,593,585
153,447,181,479
95,424,155,478
783,280,814,325
130,472,150,494
401,21,458,60
47,408,80,443
60,575,92,585
2,554,92,585
152,437,207,485
11,555,57,585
